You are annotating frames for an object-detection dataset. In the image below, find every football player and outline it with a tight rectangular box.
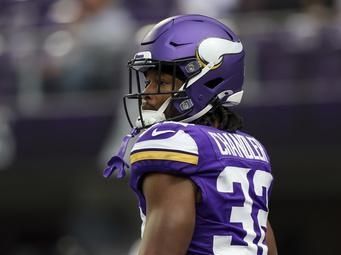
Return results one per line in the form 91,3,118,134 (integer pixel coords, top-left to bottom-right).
104,14,278,255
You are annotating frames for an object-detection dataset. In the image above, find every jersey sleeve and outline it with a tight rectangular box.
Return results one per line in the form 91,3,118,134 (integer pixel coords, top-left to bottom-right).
129,122,200,189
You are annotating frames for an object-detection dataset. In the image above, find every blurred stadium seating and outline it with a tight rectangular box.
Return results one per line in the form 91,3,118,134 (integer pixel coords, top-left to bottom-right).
0,0,340,254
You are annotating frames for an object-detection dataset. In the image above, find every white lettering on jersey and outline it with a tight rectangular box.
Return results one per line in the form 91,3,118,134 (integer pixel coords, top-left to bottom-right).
208,132,269,163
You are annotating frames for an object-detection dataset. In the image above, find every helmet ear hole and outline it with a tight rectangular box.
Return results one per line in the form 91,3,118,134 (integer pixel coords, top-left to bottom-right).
204,78,223,89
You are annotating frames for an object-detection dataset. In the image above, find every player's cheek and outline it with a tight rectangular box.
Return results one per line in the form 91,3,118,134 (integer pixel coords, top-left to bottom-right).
155,95,169,107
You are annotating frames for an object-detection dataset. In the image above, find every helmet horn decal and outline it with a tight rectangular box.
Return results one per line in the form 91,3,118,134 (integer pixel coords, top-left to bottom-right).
197,37,243,68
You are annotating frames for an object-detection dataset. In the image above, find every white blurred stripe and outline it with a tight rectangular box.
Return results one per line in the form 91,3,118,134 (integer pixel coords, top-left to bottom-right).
132,130,198,155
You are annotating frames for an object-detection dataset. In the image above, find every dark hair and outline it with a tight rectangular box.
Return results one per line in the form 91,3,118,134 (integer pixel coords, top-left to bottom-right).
194,105,243,132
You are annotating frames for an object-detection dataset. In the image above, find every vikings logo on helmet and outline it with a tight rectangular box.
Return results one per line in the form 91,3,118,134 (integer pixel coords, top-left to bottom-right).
124,14,245,129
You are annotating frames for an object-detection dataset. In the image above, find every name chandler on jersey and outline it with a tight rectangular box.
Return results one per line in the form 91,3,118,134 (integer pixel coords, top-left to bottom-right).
208,131,269,163
130,122,269,167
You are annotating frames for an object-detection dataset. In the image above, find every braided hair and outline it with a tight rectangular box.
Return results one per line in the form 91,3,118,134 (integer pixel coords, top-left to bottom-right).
194,105,243,132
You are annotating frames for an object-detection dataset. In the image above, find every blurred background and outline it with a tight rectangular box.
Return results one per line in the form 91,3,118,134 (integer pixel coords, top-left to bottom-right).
0,0,340,254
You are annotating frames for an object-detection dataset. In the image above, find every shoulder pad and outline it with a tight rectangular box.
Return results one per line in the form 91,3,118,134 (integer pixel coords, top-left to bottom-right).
131,121,198,165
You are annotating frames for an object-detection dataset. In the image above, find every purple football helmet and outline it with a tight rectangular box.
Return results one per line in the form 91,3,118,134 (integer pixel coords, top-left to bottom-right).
124,14,245,129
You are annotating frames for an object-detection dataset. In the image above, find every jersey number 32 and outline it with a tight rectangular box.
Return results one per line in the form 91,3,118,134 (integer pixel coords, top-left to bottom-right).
213,166,273,255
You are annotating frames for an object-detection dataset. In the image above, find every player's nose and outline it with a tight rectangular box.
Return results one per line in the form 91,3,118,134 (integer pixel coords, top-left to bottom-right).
143,80,157,94
142,82,156,105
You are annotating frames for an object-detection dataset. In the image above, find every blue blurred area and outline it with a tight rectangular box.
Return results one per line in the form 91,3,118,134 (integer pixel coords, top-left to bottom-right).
0,0,340,254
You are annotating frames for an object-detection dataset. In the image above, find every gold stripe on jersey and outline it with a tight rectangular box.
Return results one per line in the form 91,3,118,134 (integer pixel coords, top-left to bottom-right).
130,150,199,165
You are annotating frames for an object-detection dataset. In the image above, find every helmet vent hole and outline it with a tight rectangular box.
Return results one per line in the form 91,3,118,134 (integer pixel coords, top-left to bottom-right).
204,78,223,89
170,41,181,47
169,41,191,47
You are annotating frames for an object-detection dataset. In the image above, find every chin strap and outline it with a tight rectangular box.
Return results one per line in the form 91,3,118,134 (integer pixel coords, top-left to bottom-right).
103,128,140,179
135,97,171,128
